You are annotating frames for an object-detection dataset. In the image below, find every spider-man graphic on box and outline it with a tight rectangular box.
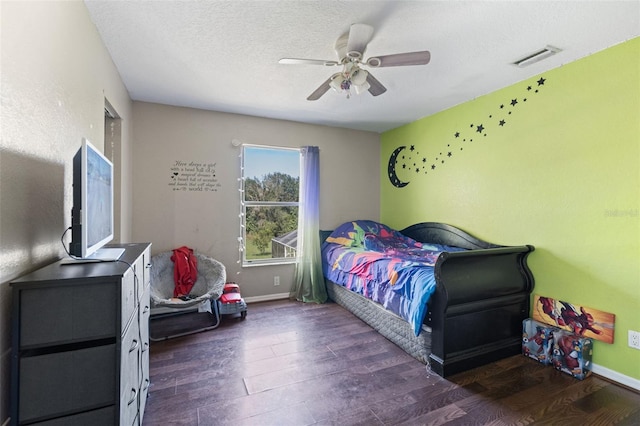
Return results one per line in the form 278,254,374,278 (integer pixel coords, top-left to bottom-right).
522,318,556,365
552,329,593,380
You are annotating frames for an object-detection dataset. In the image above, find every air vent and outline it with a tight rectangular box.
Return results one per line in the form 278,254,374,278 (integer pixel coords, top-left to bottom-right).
512,45,561,68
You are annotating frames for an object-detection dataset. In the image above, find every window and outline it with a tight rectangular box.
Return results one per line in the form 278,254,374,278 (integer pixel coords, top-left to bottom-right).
240,145,300,265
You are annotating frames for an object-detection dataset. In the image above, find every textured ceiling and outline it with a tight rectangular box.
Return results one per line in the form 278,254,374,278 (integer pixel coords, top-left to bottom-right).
84,1,640,133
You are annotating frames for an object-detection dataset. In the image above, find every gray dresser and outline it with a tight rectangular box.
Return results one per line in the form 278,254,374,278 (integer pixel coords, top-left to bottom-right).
10,243,152,425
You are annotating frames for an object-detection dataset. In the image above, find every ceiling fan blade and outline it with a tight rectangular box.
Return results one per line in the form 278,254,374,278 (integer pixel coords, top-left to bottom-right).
307,77,333,101
367,51,431,67
346,23,374,58
366,73,387,96
279,58,339,66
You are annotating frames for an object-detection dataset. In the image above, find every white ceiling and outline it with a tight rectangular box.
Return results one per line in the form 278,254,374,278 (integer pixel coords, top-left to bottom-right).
84,1,640,133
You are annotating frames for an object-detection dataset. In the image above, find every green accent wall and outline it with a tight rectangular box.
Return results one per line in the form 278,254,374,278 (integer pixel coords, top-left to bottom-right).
381,38,639,380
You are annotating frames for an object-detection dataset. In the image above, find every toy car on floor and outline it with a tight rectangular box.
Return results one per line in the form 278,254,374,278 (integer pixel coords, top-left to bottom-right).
218,282,247,319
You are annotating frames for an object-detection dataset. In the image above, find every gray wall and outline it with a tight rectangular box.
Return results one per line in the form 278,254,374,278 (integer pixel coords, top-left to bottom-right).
0,2,133,422
132,102,380,300
0,3,380,423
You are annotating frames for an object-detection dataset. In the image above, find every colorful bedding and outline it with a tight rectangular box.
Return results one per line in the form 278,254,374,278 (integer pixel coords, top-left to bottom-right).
321,220,467,335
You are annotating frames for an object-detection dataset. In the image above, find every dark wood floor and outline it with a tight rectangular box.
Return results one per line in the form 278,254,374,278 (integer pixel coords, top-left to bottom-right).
143,299,640,426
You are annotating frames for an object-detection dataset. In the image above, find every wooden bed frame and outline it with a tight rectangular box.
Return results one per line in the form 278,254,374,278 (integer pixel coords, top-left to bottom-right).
322,222,535,377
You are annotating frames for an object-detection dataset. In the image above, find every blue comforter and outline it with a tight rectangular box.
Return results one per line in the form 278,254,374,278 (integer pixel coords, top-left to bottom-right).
321,220,466,335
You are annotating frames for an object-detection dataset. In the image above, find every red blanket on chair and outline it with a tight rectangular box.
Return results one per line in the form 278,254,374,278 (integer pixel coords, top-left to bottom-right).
171,246,198,297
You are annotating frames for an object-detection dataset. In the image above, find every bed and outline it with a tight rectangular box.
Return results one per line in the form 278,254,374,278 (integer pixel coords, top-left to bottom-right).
321,220,535,377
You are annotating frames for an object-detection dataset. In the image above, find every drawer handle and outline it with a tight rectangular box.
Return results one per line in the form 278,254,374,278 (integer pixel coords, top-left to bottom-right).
146,263,152,269
143,379,150,391
142,342,149,353
143,305,150,314
129,339,139,353
127,388,138,406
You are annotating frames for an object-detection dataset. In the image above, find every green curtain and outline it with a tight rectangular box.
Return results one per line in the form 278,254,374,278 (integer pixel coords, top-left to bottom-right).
290,146,327,303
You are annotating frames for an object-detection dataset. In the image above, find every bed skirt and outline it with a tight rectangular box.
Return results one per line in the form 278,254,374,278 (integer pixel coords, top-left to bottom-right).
326,279,432,365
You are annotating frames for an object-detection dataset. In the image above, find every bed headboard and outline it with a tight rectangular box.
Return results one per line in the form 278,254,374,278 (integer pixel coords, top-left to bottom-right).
399,222,502,250
319,230,333,244
320,222,502,250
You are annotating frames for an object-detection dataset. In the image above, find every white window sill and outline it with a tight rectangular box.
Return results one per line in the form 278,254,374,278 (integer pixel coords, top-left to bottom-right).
242,259,297,268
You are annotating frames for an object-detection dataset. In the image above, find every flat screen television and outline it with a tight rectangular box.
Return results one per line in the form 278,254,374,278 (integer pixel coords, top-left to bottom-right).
69,138,124,261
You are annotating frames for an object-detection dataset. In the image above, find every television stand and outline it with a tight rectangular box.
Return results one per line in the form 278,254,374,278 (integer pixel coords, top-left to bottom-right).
10,243,152,424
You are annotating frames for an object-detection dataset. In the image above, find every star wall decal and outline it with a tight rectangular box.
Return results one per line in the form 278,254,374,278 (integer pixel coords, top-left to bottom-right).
387,76,549,188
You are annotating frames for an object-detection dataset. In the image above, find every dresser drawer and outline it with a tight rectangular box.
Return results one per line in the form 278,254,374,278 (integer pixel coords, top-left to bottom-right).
120,317,140,426
136,247,152,302
122,267,137,332
20,282,117,348
19,344,116,423
30,406,116,426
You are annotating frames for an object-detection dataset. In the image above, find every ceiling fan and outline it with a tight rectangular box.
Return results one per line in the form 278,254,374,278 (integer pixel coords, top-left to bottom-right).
279,23,431,101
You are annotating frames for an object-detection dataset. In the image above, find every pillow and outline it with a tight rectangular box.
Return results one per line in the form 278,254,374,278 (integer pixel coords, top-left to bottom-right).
325,220,401,247
363,232,422,252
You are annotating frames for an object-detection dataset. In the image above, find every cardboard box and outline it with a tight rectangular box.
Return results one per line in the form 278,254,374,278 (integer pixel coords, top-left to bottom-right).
551,329,593,380
522,318,557,365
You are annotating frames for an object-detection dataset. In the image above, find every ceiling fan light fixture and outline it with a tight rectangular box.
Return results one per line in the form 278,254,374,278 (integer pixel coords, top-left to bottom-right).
328,67,371,98
351,68,368,85
330,74,348,92
353,80,370,95
512,45,561,67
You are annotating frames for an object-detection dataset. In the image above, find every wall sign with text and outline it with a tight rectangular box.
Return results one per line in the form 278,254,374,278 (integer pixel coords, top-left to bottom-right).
168,160,221,192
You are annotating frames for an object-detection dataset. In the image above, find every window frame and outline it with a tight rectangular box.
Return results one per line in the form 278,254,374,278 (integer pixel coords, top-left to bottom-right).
240,144,301,267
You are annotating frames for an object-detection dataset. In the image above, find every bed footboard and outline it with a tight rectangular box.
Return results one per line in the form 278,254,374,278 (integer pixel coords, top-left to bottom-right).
402,223,535,377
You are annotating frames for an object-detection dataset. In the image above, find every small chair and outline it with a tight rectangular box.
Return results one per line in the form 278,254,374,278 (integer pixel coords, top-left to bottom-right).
149,251,226,341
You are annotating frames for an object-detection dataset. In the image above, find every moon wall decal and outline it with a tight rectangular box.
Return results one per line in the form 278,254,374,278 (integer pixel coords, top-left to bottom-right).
388,146,410,188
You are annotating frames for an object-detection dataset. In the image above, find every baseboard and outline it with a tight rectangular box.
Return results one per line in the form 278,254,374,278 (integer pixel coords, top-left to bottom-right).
149,293,291,314
244,293,290,303
592,363,640,392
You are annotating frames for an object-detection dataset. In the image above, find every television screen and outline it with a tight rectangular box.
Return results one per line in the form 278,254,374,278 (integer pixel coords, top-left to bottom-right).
69,138,123,261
